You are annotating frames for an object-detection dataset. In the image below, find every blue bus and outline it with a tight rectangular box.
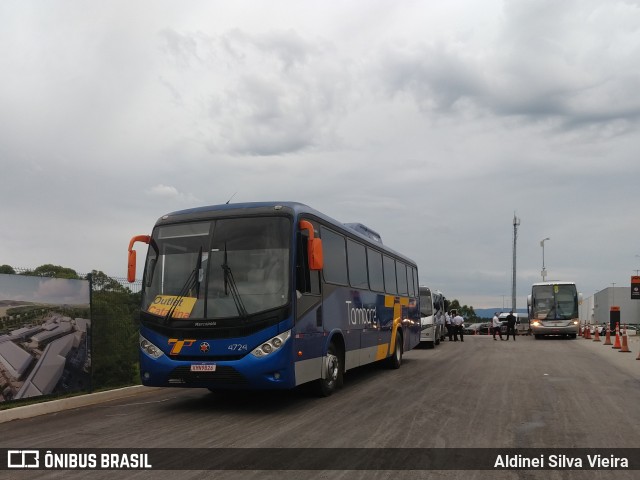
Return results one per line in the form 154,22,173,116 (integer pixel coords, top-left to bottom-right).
127,202,421,396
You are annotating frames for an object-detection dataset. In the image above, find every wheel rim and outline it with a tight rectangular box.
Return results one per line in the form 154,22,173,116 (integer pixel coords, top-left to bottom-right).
326,353,339,384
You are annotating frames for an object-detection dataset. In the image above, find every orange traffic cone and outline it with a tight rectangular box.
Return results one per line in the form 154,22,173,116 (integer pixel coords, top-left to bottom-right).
603,327,612,345
618,335,631,353
619,331,631,353
584,327,591,340
579,325,583,337
612,331,621,350
593,327,600,342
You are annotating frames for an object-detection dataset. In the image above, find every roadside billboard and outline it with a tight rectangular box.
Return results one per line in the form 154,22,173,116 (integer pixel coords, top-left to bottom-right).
0,274,90,403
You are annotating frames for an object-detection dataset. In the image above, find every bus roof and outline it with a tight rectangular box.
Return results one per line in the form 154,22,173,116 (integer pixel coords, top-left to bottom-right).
531,281,577,287
155,201,416,265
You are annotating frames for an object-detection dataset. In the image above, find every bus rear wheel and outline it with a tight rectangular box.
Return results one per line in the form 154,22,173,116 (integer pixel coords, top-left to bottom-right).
315,342,343,397
386,333,403,369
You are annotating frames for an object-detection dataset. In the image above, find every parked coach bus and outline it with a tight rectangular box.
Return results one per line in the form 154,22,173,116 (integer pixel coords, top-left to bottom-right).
127,202,421,396
419,286,446,347
527,281,581,339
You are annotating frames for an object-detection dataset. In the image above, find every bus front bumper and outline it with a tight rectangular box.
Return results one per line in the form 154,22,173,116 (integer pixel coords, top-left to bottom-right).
530,320,579,337
139,345,297,390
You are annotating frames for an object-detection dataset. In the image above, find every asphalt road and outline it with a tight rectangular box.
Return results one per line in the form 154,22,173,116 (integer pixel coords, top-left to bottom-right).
2,334,640,480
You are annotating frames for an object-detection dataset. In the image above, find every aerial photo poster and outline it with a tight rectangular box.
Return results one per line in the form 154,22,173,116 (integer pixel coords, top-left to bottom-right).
0,274,91,403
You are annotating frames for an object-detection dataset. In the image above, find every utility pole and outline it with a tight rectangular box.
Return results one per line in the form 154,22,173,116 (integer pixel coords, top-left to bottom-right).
541,237,550,281
512,213,520,312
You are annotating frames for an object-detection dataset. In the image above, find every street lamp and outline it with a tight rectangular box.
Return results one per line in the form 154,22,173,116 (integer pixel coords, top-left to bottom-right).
540,237,550,281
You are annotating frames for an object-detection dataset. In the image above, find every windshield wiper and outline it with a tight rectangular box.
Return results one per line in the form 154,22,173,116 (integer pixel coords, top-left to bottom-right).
163,247,203,324
222,243,249,318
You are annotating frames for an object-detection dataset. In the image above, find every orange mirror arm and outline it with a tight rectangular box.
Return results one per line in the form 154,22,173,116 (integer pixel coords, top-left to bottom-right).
129,235,150,252
299,220,315,239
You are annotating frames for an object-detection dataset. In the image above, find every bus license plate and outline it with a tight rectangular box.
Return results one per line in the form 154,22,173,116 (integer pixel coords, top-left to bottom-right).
191,364,216,372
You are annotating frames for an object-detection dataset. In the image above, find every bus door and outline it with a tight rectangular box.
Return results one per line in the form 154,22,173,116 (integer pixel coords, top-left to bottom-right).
295,219,323,328
294,220,324,384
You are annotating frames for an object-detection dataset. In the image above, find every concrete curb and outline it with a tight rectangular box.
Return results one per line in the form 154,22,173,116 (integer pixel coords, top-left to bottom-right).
0,385,158,424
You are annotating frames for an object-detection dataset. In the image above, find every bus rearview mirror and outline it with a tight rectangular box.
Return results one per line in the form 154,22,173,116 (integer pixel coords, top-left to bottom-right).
308,237,323,271
299,220,323,271
128,235,151,282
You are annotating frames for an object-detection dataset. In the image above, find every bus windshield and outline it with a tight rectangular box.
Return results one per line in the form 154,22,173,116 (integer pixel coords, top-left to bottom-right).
419,289,433,317
531,284,578,320
142,216,291,320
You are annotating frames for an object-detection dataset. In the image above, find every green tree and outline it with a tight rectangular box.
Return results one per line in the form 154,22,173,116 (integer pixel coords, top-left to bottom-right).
448,299,479,322
0,264,15,274
459,304,479,322
449,299,461,313
89,270,141,388
88,270,131,292
22,264,81,279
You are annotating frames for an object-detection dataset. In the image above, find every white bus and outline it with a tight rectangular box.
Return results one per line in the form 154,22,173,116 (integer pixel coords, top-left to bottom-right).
527,281,581,339
419,286,446,347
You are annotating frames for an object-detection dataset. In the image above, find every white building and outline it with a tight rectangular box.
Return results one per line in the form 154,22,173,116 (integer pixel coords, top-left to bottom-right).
0,341,33,379
580,286,640,326
15,333,75,399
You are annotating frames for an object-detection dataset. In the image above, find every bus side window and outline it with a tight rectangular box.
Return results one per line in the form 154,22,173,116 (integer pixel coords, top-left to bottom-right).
396,262,408,296
296,230,320,295
367,248,384,292
383,255,397,295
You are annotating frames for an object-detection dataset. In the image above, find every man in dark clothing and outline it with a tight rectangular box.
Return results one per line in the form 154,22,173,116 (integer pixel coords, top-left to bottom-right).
506,311,517,340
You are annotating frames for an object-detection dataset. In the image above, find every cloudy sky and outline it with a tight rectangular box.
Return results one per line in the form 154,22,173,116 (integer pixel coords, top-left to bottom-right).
0,274,89,305
1,0,639,309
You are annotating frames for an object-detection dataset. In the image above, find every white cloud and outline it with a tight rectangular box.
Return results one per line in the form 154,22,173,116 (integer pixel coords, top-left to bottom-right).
146,184,180,198
145,184,198,204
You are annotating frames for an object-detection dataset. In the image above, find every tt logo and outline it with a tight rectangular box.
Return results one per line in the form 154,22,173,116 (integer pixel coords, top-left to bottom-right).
168,339,196,355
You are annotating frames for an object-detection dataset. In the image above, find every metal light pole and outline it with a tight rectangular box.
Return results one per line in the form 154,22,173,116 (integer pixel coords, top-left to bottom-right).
540,237,550,281
512,214,520,311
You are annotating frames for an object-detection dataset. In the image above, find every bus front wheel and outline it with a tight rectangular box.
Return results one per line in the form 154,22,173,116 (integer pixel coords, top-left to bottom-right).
315,342,343,397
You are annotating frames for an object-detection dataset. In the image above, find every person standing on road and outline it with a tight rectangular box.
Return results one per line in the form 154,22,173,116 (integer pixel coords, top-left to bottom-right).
435,309,445,342
452,310,464,342
506,311,517,340
446,311,453,341
492,312,503,341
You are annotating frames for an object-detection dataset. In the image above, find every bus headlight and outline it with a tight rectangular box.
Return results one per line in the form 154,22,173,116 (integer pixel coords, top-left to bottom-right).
140,334,164,359
251,330,291,358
